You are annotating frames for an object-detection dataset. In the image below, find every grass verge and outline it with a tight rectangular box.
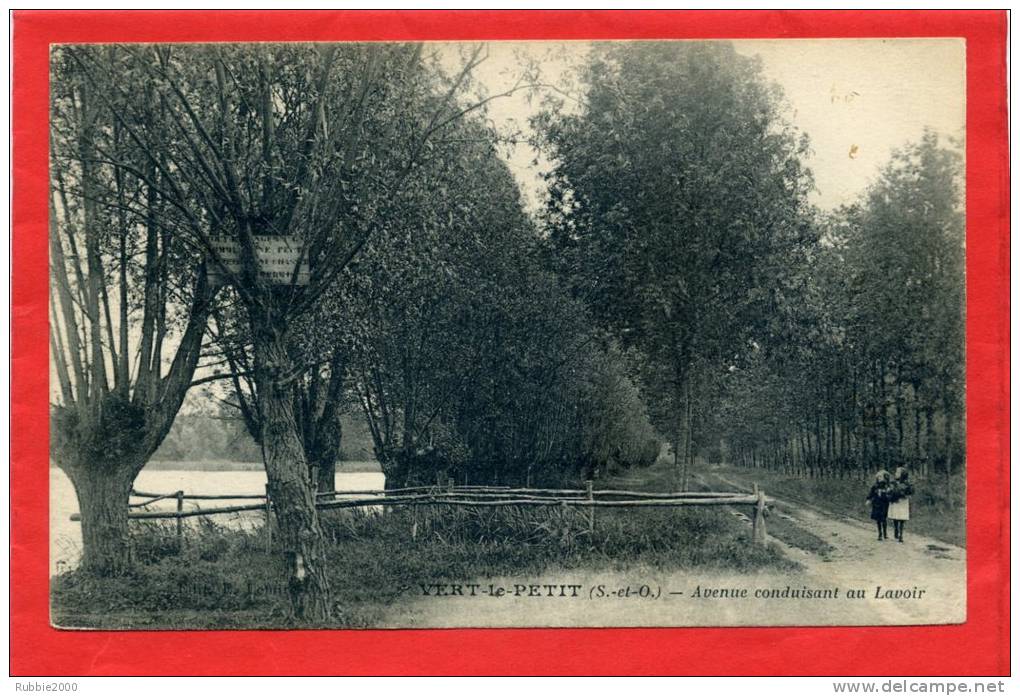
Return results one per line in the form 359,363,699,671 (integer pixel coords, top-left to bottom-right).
607,458,836,558
51,499,796,629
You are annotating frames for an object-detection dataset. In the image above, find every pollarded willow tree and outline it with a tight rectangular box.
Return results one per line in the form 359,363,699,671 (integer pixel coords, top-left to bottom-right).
203,119,523,496
536,41,815,488
49,47,218,574
63,42,531,619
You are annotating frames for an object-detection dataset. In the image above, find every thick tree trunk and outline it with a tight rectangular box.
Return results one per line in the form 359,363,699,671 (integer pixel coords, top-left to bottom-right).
381,451,413,491
254,327,332,622
383,471,405,492
315,456,337,494
309,419,341,495
65,461,135,576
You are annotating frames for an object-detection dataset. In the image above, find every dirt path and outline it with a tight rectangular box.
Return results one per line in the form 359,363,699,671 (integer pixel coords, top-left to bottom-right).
376,466,965,628
697,469,965,625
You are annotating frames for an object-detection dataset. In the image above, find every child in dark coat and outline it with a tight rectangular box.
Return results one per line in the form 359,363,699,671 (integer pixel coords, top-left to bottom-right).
866,470,892,541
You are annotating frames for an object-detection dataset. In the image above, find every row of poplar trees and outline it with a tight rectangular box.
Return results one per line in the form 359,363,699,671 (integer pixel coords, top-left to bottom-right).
537,42,964,491
708,131,965,485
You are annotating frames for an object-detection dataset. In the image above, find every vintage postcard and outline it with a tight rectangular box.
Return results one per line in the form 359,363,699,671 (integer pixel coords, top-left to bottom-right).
45,36,968,630
12,8,1008,678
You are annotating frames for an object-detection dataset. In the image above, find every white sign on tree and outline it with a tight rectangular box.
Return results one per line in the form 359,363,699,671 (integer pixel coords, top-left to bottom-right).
208,235,311,286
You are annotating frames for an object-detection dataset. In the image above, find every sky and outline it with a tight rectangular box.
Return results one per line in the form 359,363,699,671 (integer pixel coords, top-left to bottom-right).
436,38,966,213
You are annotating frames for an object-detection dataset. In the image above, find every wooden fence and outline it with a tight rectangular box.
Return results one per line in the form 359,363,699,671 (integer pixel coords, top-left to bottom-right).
71,482,770,545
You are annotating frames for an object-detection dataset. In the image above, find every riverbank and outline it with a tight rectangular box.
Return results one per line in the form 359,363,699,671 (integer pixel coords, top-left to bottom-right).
49,467,386,575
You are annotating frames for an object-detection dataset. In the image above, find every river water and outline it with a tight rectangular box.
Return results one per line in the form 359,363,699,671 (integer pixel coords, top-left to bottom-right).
50,466,385,575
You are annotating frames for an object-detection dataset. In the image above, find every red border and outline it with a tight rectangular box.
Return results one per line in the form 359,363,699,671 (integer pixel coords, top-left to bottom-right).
11,10,1009,676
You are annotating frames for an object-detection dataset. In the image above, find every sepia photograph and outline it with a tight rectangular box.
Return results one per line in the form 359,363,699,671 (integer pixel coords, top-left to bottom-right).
47,37,967,630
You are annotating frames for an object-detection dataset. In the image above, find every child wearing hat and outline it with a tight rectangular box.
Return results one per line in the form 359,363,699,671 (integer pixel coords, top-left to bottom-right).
866,470,892,541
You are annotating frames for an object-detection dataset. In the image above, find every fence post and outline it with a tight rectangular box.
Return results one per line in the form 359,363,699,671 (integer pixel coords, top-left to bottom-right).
410,476,422,543
752,486,767,545
586,480,595,535
175,490,184,546
264,483,273,554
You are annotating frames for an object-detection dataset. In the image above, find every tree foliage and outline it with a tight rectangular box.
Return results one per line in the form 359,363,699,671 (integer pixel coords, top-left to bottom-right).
704,131,965,486
537,41,814,487
339,118,661,488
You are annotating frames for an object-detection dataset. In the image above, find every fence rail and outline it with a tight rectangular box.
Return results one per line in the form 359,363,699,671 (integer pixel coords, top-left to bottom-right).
71,482,771,544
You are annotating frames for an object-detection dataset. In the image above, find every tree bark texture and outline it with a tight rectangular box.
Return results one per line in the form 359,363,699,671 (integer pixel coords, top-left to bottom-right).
254,325,333,621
